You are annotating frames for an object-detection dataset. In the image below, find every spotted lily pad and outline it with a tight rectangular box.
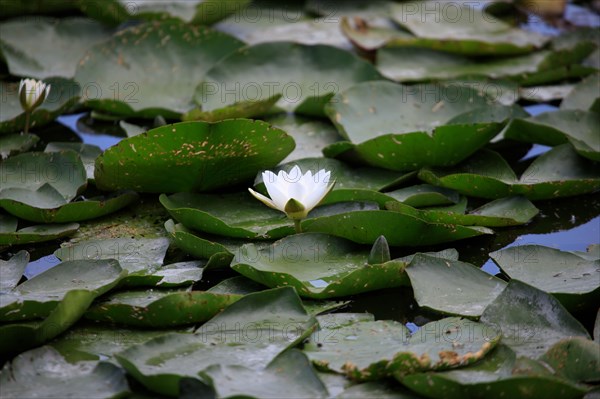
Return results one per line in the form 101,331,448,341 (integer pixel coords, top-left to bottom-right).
419,144,600,200
115,287,317,396
539,337,600,383
0,346,130,399
489,245,600,312
94,120,294,193
0,78,81,135
401,344,587,399
0,17,113,79
85,288,241,328
231,233,410,299
405,254,507,317
74,21,245,118
304,315,500,381
193,41,382,117
480,280,590,358
504,110,600,161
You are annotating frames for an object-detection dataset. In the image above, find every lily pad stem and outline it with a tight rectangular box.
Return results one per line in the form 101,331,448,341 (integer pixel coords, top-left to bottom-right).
294,219,302,234
24,111,31,134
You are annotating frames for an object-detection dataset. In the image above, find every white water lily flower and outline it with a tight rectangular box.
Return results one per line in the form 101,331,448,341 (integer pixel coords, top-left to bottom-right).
19,78,51,112
248,165,335,220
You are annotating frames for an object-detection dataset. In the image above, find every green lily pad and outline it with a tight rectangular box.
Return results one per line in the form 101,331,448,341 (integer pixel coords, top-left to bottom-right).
0,221,80,246
325,81,500,143
194,41,382,117
94,119,294,193
0,133,39,159
405,254,507,317
0,17,113,78
560,73,600,112
207,276,266,295
264,114,343,162
85,288,241,328
0,259,125,322
386,196,539,227
489,245,600,312
115,287,317,396
301,209,493,246
504,110,600,161
79,0,249,26
50,322,184,363
54,236,166,265
160,191,293,239
183,93,282,122
419,144,600,200
519,84,576,103
45,142,102,180
0,190,139,223
304,316,500,381
401,344,587,399
231,233,410,299
74,21,245,118
183,349,328,399
0,346,130,398
322,121,503,172
0,250,28,291
0,78,81,135
390,2,547,55
540,337,600,383
151,260,207,288
336,380,421,399
480,280,590,358
0,290,98,355
0,150,87,202
377,47,595,85
384,184,460,208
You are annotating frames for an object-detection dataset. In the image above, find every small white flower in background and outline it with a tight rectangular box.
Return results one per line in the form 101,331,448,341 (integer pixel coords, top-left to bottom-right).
19,78,51,112
248,165,335,221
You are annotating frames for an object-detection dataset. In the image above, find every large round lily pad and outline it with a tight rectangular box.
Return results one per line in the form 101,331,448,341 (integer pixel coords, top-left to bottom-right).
0,17,113,78
419,144,600,200
194,41,383,117
231,233,410,299
74,21,245,118
94,119,295,193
